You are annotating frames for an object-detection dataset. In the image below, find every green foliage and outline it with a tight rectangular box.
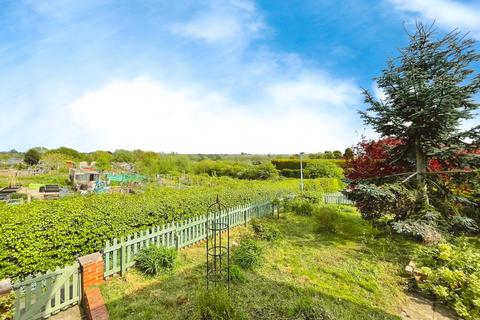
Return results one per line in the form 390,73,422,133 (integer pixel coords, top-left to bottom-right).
228,265,246,283
306,178,342,194
195,160,277,180
46,147,83,161
0,178,297,279
287,198,315,216
291,296,332,320
111,149,135,163
251,219,280,241
89,151,113,171
0,292,14,320
304,160,343,180
135,246,177,275
41,152,68,171
415,241,480,320
361,24,480,170
23,148,40,165
195,289,244,320
345,183,417,221
232,238,263,270
315,207,340,234
272,159,344,179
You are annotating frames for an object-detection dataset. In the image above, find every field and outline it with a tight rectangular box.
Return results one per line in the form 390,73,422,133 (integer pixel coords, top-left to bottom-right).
100,205,417,320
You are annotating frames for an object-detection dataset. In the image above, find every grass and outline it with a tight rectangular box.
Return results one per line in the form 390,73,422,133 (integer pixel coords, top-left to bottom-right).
100,205,418,320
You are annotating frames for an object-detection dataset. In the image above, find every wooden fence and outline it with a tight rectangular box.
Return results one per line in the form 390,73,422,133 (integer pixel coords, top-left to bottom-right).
12,262,81,320
323,192,354,205
103,201,274,277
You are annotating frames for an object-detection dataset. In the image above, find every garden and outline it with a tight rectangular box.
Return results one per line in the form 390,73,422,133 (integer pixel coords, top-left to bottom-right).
100,204,416,320
0,21,479,320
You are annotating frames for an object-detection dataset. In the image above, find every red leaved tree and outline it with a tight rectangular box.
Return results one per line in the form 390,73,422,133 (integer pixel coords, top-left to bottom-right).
345,137,406,180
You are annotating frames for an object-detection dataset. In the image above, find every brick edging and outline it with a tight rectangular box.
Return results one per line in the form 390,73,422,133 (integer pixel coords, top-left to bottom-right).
84,287,109,320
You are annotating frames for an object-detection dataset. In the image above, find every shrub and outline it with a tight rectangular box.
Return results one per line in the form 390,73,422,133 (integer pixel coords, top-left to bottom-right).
315,207,340,234
228,265,246,283
196,289,244,320
414,241,480,320
304,160,344,180
291,297,332,320
232,238,263,270
251,219,280,241
305,178,342,193
135,246,177,275
287,198,315,216
344,183,417,222
24,148,40,166
0,293,14,320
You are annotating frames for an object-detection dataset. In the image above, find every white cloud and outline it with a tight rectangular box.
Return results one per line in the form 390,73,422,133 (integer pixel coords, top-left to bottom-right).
169,0,264,44
389,0,480,38
64,76,362,154
267,74,359,109
372,82,388,102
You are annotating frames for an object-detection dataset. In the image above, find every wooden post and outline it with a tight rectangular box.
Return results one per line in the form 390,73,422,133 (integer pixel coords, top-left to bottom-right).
120,239,127,277
244,208,247,227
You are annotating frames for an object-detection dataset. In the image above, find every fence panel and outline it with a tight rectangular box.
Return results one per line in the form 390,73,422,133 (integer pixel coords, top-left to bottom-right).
103,200,275,278
323,192,354,205
12,262,81,320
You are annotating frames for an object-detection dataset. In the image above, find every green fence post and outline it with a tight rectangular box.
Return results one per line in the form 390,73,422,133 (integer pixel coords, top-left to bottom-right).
120,238,127,277
244,207,247,227
175,225,179,251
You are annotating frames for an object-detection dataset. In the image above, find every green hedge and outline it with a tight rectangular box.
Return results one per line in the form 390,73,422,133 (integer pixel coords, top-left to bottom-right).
272,159,344,179
0,178,300,279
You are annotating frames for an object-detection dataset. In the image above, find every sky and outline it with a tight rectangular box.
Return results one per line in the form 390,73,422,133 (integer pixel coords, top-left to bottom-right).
0,0,479,154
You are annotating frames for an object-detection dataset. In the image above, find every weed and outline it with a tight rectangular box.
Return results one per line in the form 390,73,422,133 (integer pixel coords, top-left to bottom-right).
251,219,280,241
135,246,177,275
232,238,263,270
196,289,244,320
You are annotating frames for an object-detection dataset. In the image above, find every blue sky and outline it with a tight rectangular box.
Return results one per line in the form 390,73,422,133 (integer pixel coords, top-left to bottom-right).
1,0,479,153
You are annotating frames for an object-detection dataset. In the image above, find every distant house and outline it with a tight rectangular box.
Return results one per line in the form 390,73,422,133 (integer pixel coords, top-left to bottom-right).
69,168,100,191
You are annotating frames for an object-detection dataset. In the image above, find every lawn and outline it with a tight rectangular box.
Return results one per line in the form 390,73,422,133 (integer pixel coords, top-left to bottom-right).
100,205,418,320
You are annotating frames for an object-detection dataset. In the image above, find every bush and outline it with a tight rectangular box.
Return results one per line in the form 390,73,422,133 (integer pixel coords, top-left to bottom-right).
315,207,340,234
196,289,244,320
414,241,480,320
291,297,332,320
135,246,177,275
344,183,417,222
251,219,280,241
287,198,315,216
0,293,14,320
24,148,40,166
228,265,246,283
304,160,344,180
232,238,263,270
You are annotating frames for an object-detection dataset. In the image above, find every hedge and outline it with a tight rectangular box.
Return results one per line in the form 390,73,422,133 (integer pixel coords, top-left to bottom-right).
0,178,305,279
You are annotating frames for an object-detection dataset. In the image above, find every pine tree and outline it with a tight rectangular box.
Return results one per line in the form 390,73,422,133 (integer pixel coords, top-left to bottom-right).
360,22,480,204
